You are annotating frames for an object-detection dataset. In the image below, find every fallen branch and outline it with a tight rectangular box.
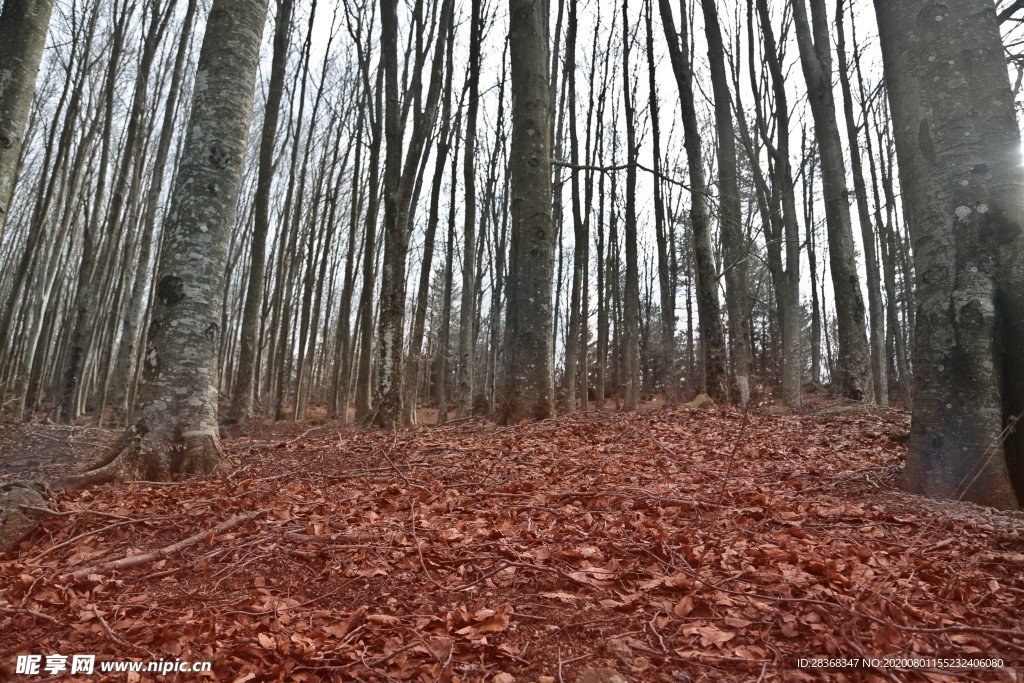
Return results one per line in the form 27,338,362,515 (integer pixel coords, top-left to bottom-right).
20,504,143,522
28,515,182,564
0,604,60,624
281,531,375,545
61,511,264,582
91,604,147,652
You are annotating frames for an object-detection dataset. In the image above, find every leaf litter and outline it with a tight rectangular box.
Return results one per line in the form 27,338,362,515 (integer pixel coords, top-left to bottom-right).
2,404,1024,682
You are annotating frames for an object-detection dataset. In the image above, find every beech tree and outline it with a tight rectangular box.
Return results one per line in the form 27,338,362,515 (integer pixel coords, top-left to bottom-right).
228,0,293,422
702,0,752,405
791,0,872,401
659,0,728,402
371,0,454,427
621,0,640,411
875,0,1023,508
64,0,269,487
499,0,555,423
0,0,56,237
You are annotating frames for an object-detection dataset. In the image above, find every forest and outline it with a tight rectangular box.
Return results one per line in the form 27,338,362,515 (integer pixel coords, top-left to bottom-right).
3,0,1024,679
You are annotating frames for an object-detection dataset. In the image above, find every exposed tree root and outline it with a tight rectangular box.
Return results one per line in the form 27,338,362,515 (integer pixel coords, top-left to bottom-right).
62,427,225,489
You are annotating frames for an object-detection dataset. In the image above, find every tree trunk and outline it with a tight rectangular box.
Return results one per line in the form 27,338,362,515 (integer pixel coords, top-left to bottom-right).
499,0,555,424
620,0,640,411
658,0,728,402
562,0,583,413
64,0,270,488
353,68,384,422
92,0,177,427
57,0,133,425
791,0,872,401
645,0,675,405
327,104,365,422
403,2,457,427
228,0,293,421
836,0,887,406
455,0,482,420
0,0,56,238
372,0,453,428
111,0,199,427
753,0,801,407
875,0,1022,508
436,127,461,424
701,0,751,406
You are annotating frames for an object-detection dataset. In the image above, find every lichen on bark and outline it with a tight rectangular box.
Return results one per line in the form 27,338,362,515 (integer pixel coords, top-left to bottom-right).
63,0,270,487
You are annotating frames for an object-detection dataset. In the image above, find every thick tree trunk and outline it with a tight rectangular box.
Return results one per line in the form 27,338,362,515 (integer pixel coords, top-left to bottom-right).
791,0,872,401
64,0,269,488
499,0,555,424
0,0,55,238
111,0,199,427
875,0,1023,508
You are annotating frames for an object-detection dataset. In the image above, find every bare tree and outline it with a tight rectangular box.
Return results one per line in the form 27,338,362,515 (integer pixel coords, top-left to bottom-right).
658,0,728,402
64,0,270,487
229,0,294,422
702,0,752,405
790,0,872,401
621,0,640,410
456,0,483,419
372,0,454,427
836,0,886,406
499,0,556,423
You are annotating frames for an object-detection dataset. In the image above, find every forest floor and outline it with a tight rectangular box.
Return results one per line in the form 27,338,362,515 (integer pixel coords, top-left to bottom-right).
2,399,1024,682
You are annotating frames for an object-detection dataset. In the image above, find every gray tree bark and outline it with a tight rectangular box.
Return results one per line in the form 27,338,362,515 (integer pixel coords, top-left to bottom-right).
836,0,887,407
402,2,456,427
875,0,1023,508
702,0,752,406
621,0,640,411
753,0,801,407
228,0,293,421
111,0,200,427
0,0,56,239
457,0,483,419
658,0,728,402
791,0,872,401
65,0,270,487
645,0,676,406
562,0,583,413
372,0,453,428
499,0,555,424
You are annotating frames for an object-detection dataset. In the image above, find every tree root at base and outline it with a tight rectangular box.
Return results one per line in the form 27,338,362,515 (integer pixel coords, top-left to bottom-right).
62,430,226,489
